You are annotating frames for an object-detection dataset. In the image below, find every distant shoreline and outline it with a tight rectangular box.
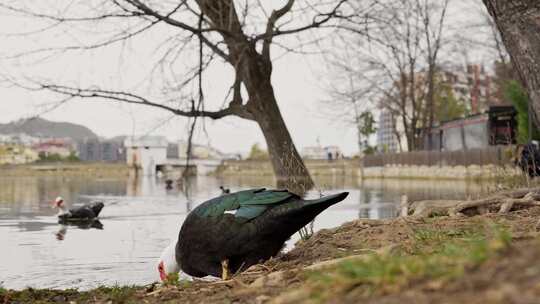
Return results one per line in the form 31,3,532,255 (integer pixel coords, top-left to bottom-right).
0,162,130,177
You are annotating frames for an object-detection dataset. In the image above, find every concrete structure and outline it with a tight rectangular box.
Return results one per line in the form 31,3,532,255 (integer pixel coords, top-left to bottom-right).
124,137,224,176
219,159,359,178
124,136,168,176
159,158,223,177
360,164,521,180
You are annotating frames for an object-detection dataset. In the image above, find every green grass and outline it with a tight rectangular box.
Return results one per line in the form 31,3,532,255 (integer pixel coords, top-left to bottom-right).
0,285,140,304
307,224,512,301
94,285,138,303
161,272,191,288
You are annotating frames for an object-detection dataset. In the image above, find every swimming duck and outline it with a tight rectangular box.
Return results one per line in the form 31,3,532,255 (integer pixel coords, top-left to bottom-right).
54,196,104,222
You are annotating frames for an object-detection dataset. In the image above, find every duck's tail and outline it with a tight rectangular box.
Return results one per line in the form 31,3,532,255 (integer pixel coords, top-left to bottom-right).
304,192,349,207
90,202,105,217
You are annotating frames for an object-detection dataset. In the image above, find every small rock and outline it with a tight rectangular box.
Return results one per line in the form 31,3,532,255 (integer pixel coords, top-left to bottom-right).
535,219,540,231
424,280,444,291
52,295,67,303
255,295,271,304
485,284,518,302
270,289,309,304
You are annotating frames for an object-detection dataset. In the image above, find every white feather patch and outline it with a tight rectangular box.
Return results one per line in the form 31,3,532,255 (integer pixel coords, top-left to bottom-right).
224,209,237,215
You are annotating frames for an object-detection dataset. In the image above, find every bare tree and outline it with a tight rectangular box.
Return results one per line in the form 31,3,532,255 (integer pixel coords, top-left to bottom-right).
482,1,540,126
327,0,450,151
321,65,377,155
0,1,373,190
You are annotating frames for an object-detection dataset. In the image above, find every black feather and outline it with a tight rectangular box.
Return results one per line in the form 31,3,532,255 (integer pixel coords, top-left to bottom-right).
175,190,348,278
57,201,104,222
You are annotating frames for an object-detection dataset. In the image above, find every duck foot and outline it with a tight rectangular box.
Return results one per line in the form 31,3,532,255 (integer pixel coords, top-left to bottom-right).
221,259,230,280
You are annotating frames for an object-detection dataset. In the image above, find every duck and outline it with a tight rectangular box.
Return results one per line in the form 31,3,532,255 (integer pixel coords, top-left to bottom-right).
219,186,230,194
53,196,105,222
157,188,348,281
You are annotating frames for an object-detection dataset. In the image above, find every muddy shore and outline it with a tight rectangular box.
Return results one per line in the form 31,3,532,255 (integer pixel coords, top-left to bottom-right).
3,202,540,304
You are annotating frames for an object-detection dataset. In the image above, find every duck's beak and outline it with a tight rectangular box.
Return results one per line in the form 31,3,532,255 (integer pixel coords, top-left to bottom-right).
158,261,166,281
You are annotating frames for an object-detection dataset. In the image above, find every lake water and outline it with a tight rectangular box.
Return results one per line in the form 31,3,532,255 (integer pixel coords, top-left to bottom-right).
0,174,493,290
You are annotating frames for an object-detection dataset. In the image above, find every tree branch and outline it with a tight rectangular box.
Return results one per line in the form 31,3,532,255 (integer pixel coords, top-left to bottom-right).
262,0,295,60
257,0,349,56
31,83,254,121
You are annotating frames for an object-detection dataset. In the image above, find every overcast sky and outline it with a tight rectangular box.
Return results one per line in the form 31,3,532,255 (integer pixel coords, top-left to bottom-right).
0,0,491,156
1,53,355,155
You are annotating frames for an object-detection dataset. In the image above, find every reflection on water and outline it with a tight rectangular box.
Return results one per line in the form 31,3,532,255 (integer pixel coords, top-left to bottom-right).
55,221,104,241
0,174,493,290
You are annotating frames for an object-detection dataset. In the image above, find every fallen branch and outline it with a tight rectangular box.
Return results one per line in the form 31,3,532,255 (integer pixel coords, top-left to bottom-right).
408,187,540,218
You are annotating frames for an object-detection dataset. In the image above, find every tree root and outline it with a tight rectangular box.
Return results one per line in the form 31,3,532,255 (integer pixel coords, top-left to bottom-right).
407,187,540,218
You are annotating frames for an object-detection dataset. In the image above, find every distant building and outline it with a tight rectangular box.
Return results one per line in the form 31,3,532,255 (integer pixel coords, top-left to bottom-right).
32,139,74,158
376,63,505,153
0,133,41,146
124,136,168,176
424,106,517,151
77,139,101,161
376,109,408,153
438,64,504,114
301,145,343,159
167,143,179,159
77,139,125,162
0,145,39,165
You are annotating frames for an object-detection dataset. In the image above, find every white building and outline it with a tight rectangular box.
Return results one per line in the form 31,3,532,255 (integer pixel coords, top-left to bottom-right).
124,136,168,176
376,109,409,153
301,145,343,160
0,133,41,146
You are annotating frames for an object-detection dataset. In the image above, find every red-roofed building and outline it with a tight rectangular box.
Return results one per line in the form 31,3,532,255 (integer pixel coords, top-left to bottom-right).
32,139,74,158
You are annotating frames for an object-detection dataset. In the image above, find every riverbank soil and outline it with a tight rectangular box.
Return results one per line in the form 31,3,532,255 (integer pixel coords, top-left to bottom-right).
4,201,540,303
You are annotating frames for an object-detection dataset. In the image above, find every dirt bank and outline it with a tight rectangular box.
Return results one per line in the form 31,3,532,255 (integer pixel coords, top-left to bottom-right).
3,206,540,303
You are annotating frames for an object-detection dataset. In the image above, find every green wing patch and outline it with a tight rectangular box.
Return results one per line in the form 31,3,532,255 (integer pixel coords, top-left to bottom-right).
234,190,297,220
239,190,294,206
194,189,296,220
194,188,265,217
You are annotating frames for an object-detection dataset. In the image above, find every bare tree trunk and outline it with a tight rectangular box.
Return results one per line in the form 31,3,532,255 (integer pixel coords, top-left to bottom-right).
483,1,540,125
238,48,314,192
195,1,314,191
253,95,314,192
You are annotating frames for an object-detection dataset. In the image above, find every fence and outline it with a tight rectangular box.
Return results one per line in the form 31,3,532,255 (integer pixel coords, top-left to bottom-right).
363,146,515,168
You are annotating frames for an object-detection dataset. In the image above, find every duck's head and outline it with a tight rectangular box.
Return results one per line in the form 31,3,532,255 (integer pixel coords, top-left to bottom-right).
53,196,65,208
157,241,180,281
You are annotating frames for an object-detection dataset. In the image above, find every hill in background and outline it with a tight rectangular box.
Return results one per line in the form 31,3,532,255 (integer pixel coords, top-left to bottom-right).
0,117,98,141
